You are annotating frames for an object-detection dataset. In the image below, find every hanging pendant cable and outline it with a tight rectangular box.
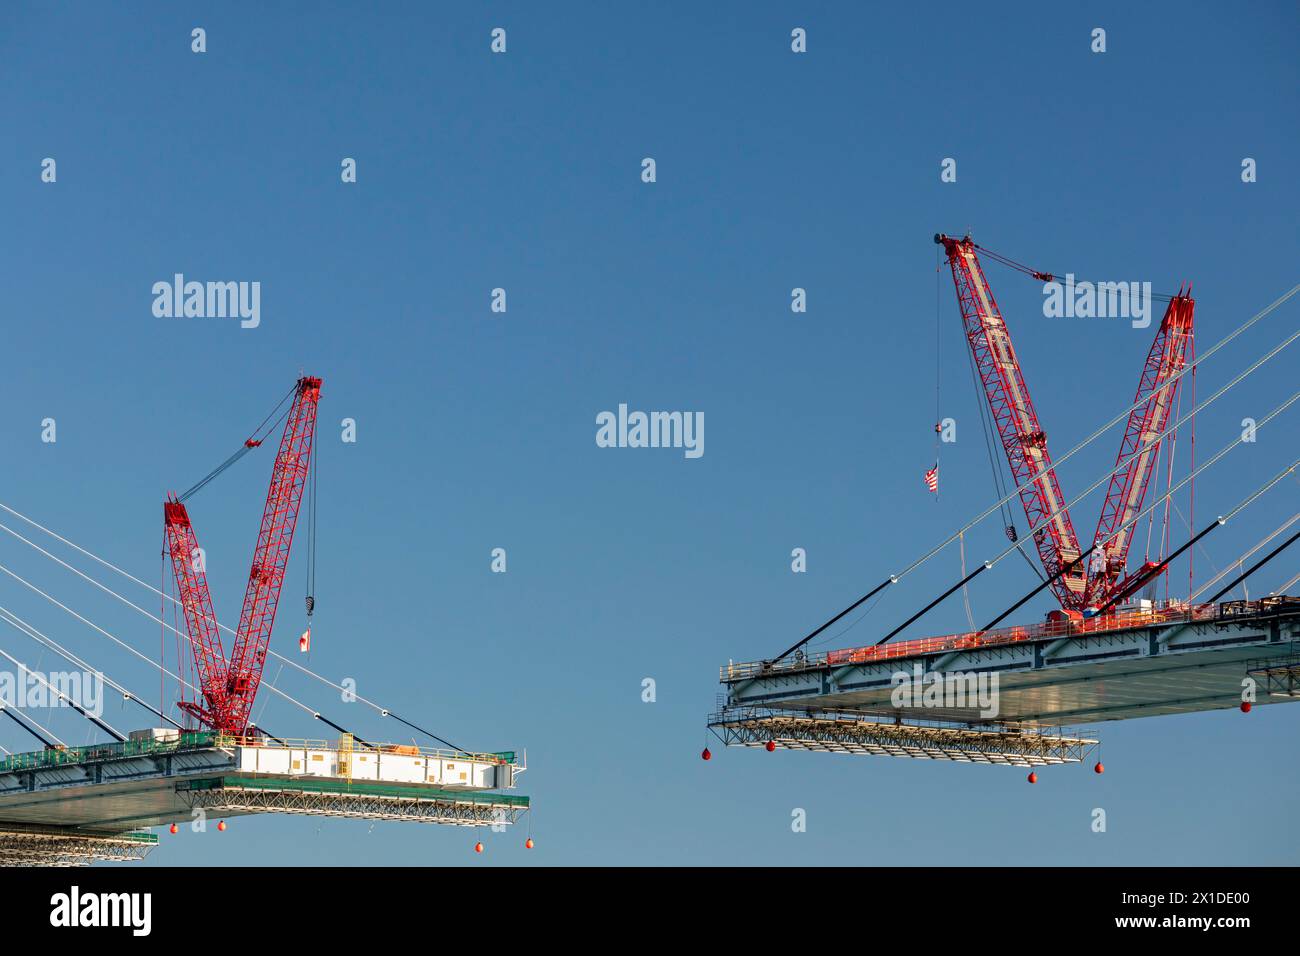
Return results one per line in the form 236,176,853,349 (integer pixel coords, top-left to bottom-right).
177,384,297,502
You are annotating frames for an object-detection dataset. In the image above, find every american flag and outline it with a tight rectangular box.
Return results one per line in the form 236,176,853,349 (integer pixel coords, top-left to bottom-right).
924,465,938,493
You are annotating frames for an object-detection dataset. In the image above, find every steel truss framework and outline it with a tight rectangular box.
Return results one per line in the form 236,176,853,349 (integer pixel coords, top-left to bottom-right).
1247,656,1300,698
709,709,1098,767
0,824,157,867
178,788,528,827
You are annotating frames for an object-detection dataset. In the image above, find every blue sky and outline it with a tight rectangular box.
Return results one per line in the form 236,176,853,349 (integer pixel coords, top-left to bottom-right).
1,1,1297,865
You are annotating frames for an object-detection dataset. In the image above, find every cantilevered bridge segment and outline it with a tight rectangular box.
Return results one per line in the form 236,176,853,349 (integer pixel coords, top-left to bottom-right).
712,599,1299,761
0,732,528,865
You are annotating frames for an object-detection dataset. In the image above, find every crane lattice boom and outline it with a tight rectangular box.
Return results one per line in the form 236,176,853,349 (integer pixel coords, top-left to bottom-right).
162,376,322,735
935,234,1194,612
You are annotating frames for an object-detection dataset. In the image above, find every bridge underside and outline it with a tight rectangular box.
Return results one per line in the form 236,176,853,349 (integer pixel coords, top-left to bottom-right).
0,773,529,835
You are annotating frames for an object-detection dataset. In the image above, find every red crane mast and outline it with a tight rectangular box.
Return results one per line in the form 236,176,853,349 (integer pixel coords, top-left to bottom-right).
162,499,228,728
222,376,321,734
162,375,322,735
936,234,1086,608
1087,294,1194,605
935,234,1194,612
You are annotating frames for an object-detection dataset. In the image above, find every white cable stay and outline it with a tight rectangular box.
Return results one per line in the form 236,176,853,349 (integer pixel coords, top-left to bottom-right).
0,557,319,723
1271,570,1300,596
0,507,437,728
899,282,1300,582
0,602,180,728
982,390,1300,573
0,699,66,747
0,643,124,740
1189,513,1300,601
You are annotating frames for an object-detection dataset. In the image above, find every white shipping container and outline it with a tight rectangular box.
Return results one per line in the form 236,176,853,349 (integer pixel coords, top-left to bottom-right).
375,754,427,784
442,761,473,788
255,748,292,774
304,749,336,777
346,752,378,781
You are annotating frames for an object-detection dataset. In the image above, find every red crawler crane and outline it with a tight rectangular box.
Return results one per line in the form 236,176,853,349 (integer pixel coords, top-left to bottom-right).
163,376,322,735
935,234,1193,613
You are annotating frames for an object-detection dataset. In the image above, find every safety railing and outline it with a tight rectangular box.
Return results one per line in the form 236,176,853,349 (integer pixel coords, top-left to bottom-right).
719,598,1295,681
0,731,217,774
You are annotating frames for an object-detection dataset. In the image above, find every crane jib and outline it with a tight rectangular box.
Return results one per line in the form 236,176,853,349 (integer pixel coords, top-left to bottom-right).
936,234,1194,612
162,376,323,735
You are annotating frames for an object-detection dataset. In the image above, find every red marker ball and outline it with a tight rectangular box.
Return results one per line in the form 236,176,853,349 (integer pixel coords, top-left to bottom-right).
1241,701,1252,713
1027,772,1038,784
1094,762,1104,774
765,741,776,752
474,841,484,854
169,824,178,835
701,747,711,761
525,838,534,850
217,821,226,832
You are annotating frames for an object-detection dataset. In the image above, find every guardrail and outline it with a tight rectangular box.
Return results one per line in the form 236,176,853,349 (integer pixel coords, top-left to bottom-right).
720,597,1299,681
0,731,217,774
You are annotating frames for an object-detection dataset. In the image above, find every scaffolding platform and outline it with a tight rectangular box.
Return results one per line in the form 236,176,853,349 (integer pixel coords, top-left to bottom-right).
710,708,1097,766
0,823,158,867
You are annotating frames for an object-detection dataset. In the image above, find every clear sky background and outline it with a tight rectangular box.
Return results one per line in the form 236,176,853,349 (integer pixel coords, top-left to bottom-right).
1,2,1297,866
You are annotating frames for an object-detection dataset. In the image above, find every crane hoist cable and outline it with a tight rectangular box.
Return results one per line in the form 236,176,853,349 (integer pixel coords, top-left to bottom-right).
303,428,318,639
